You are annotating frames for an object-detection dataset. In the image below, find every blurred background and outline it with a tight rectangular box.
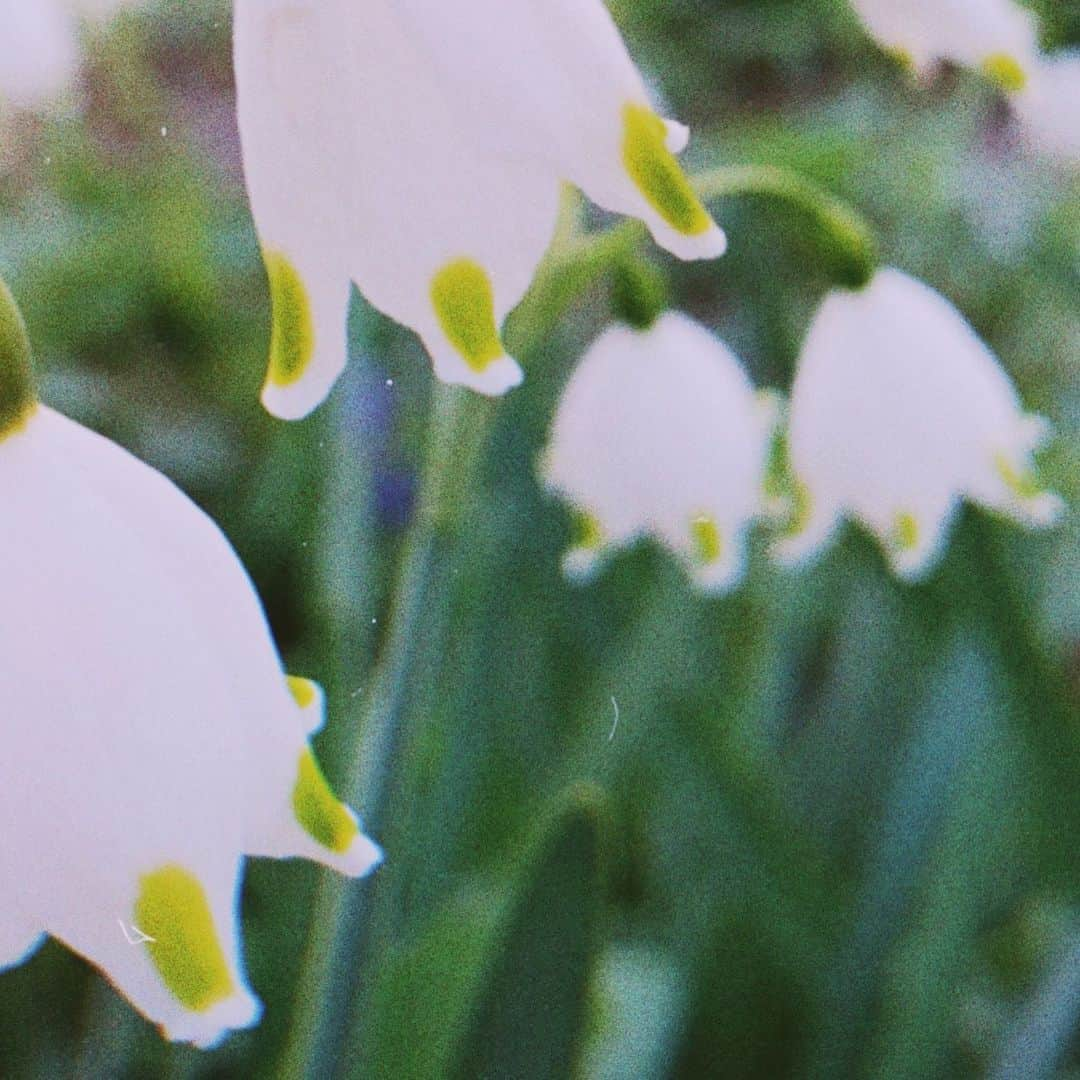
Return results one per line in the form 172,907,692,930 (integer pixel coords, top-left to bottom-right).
0,0,1077,1076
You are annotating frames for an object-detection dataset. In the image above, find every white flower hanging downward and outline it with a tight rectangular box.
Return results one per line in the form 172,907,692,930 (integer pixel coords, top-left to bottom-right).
0,0,137,108
0,283,380,1048
848,0,1080,161
1012,51,1080,161
847,0,1039,84
233,0,724,420
541,313,775,593
773,268,1063,580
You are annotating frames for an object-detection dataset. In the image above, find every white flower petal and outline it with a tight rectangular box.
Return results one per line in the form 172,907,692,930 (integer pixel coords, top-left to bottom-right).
769,493,841,570
849,0,1039,78
780,268,1063,578
49,860,261,1050
542,313,771,593
233,0,560,413
1,400,379,1047
286,676,325,736
0,920,45,972
392,0,726,261
0,0,80,108
0,0,142,108
1013,51,1080,161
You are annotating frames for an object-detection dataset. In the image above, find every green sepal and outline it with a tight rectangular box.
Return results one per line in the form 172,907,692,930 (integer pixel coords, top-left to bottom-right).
610,254,670,332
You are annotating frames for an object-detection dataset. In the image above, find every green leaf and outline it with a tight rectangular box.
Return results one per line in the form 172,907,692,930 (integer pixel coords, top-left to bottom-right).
357,787,605,1080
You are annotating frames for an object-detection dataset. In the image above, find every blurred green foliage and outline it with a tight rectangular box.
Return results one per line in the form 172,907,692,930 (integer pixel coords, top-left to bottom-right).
0,1,1077,1078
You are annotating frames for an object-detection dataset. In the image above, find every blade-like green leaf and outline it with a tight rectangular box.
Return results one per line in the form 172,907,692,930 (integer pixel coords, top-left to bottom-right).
355,787,605,1080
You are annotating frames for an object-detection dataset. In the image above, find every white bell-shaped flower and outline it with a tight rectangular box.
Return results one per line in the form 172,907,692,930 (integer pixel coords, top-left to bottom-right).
233,0,724,420
848,0,1039,85
773,268,1064,581
541,313,775,593
1013,51,1080,161
0,0,134,108
0,283,380,1048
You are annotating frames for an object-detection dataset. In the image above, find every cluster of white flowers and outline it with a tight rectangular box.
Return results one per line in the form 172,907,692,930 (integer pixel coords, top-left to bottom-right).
541,269,1061,591
850,0,1080,159
0,0,1069,1053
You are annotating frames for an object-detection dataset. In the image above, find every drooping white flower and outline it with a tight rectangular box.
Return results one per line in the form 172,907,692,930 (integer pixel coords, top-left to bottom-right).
541,313,776,593
848,0,1080,162
773,268,1063,581
0,283,380,1048
0,0,135,108
233,0,725,420
848,0,1039,84
1012,51,1080,161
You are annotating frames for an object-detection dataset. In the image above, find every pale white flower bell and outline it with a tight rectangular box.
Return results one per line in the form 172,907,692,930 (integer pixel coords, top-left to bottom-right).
0,283,381,1048
541,313,775,594
233,0,724,420
0,0,134,108
849,0,1080,161
1012,51,1080,161
773,268,1064,581
848,0,1039,85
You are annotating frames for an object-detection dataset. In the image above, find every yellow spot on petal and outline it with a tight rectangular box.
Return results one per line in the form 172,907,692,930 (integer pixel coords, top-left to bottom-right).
982,53,1027,92
293,750,358,855
885,46,916,73
430,259,504,373
264,251,315,389
0,401,36,444
0,279,37,440
287,676,318,710
995,452,1043,499
893,512,920,552
690,515,723,565
622,103,711,238
134,866,234,1013
571,510,605,551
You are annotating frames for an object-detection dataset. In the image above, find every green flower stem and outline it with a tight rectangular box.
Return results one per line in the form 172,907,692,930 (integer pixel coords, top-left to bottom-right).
694,164,879,288
346,383,471,811
509,163,878,321
276,383,475,1079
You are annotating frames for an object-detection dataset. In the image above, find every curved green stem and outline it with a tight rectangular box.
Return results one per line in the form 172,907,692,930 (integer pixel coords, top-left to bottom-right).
510,164,878,339
697,163,878,288
275,384,471,1079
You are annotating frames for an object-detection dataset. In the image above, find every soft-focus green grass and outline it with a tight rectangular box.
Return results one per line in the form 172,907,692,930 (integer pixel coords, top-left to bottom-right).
0,0,1077,1077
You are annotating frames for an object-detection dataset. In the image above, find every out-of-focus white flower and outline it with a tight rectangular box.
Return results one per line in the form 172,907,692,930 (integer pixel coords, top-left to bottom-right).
233,0,725,420
848,0,1039,85
1013,51,1080,161
0,282,380,1048
0,0,135,108
541,313,775,593
849,0,1080,161
773,268,1063,581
